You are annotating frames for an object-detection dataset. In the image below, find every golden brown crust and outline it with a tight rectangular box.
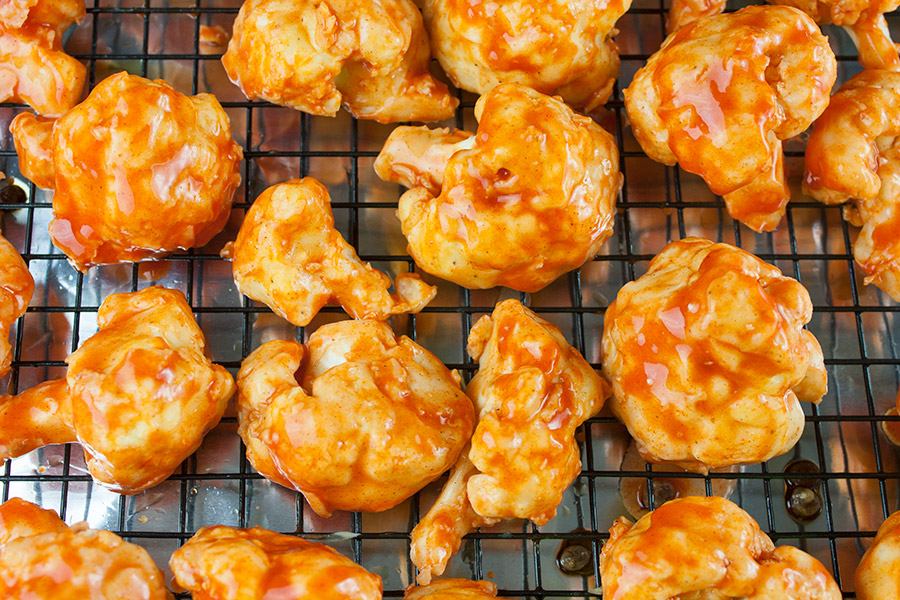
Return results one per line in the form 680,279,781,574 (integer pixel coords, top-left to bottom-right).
602,238,826,472
222,0,456,122
236,321,475,516
404,579,509,600
11,71,242,272
376,84,622,292
411,300,608,583
0,498,171,599
625,5,836,232
0,0,85,116
0,229,33,378
233,178,436,326
420,0,629,111
600,496,841,600
171,525,382,600
856,510,900,600
0,286,235,494
804,69,900,302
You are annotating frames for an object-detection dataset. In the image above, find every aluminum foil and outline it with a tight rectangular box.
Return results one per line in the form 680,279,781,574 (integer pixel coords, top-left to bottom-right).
0,0,898,596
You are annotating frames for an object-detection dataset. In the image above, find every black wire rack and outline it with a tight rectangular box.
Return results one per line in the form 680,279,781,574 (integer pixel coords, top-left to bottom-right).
1,0,899,597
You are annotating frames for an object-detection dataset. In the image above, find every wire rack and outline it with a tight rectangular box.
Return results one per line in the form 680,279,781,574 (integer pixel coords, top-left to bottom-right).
1,0,899,597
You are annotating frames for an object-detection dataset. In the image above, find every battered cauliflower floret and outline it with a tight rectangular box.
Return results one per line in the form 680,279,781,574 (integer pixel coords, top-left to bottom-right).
221,0,457,123
405,579,510,600
771,0,900,69
0,498,171,599
374,83,622,292
170,525,382,600
601,238,827,473
10,71,243,272
856,510,900,600
411,299,609,584
667,0,726,33
624,5,836,232
0,286,236,494
232,177,436,326
600,496,841,600
235,320,475,517
419,0,630,112
668,0,900,70
804,69,900,302
0,230,33,379
0,0,85,116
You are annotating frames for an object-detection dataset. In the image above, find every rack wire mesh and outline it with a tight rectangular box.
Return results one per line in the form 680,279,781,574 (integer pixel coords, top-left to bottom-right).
0,0,899,597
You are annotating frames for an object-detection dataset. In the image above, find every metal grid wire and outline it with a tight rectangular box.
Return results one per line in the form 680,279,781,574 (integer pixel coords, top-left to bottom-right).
0,0,899,597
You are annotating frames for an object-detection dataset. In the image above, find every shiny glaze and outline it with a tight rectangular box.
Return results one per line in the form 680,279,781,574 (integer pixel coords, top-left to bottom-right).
373,126,471,194
854,155,900,301
465,299,609,523
0,229,33,378
233,177,436,326
171,525,382,600
666,0,726,32
804,69,900,205
236,320,475,516
222,0,456,122
803,70,900,301
405,579,510,600
376,83,622,292
13,71,242,272
409,452,496,585
0,498,67,544
856,509,900,599
625,4,836,232
0,498,170,599
409,301,608,583
0,0,85,116
804,69,900,301
0,379,73,460
770,0,900,69
420,0,630,111
9,112,54,189
601,238,826,473
0,286,235,494
600,496,841,600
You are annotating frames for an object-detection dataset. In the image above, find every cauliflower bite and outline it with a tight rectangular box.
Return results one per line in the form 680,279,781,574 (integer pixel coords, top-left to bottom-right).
805,69,900,302
0,230,33,379
0,286,235,494
221,0,456,123
856,510,900,600
600,496,841,600
771,0,900,69
0,0,85,116
602,238,827,473
667,0,726,33
405,579,510,600
418,0,630,112
170,525,382,600
411,299,609,584
625,5,836,232
10,71,242,272
0,498,171,599
668,0,899,70
236,320,474,516
233,177,436,326
375,83,622,292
